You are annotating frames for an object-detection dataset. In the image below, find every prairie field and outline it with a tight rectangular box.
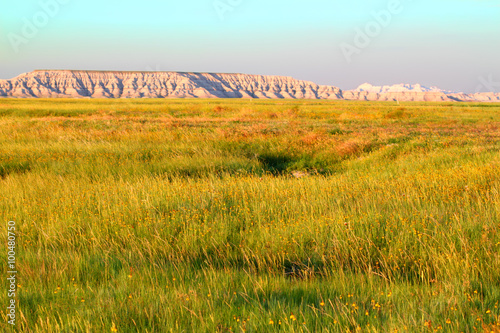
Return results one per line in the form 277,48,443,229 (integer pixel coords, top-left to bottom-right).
1,98,500,332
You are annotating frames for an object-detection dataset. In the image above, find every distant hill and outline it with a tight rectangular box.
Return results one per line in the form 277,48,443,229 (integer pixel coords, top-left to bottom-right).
0,70,499,102
354,83,455,94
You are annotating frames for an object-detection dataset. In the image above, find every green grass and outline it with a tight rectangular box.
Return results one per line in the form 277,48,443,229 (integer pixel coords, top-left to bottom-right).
1,99,500,332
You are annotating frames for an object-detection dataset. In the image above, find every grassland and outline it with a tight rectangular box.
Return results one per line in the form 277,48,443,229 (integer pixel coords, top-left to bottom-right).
0,98,499,332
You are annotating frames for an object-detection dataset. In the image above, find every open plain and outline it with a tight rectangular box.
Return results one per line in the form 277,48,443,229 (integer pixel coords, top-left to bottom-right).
0,99,499,332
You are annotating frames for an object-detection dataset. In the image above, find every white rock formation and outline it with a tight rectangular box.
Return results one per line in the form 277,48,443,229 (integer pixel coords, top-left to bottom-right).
354,83,454,94
343,90,454,102
0,70,343,100
345,82,500,102
0,71,499,102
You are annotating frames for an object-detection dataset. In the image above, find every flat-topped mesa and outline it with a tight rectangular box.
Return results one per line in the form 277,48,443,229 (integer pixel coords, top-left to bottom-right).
0,70,343,99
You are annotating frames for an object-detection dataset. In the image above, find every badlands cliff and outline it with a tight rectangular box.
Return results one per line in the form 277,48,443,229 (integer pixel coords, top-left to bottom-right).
0,70,499,102
0,70,342,100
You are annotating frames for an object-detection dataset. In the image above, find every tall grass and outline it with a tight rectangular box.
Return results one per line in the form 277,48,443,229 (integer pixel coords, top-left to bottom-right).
0,99,499,332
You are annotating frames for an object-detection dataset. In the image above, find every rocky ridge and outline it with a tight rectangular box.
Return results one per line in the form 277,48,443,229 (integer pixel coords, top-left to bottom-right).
0,70,498,102
0,70,342,100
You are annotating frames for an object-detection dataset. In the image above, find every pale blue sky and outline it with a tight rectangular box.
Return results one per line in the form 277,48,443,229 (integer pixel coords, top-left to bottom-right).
1,0,499,92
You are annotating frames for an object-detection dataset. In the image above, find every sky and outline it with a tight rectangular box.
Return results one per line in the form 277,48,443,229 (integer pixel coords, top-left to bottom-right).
0,0,499,93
